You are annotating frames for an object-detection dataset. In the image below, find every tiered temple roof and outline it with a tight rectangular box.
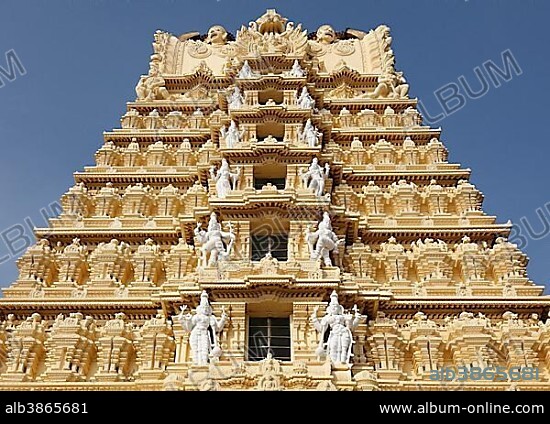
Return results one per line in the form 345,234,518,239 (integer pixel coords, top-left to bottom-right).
1,10,549,391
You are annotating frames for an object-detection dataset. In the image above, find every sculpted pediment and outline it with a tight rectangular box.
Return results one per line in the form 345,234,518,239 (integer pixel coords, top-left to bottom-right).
149,10,396,77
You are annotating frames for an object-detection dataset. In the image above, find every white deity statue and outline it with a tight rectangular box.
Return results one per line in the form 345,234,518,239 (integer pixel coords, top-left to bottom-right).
237,60,259,79
175,290,228,366
299,119,322,147
227,86,245,109
220,120,244,148
296,87,315,109
311,291,364,364
194,212,236,267
288,59,306,77
210,158,241,198
300,157,330,197
306,212,344,267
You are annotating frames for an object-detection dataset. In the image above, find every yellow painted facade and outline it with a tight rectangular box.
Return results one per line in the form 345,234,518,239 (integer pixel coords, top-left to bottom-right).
1,10,549,391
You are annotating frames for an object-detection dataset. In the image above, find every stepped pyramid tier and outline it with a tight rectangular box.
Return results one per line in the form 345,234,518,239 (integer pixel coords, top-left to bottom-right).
1,9,549,391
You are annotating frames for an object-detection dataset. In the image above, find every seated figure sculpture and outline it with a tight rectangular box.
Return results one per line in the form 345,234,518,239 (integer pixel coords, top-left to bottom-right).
135,67,170,101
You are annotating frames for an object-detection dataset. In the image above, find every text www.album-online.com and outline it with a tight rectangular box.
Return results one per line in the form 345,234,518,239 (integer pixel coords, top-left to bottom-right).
380,402,544,414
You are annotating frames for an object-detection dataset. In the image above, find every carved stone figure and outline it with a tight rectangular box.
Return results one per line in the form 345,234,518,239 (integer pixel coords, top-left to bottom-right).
311,291,363,364
227,86,245,109
210,158,241,198
369,71,409,99
299,157,330,197
296,87,315,109
315,24,337,44
95,141,119,167
220,120,244,148
175,290,228,365
237,60,259,79
288,59,306,77
205,25,228,45
262,134,278,143
299,119,322,147
135,67,170,101
256,352,282,390
194,212,236,267
306,212,344,266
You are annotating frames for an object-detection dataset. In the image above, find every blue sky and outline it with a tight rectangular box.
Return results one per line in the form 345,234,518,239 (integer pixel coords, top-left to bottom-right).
0,0,549,290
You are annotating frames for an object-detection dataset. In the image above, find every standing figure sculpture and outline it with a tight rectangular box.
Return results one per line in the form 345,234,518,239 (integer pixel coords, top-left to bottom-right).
227,86,245,109
210,158,241,198
300,157,330,197
220,120,244,148
299,119,322,147
306,212,344,267
296,87,315,109
311,291,363,364
194,212,236,267
175,290,228,366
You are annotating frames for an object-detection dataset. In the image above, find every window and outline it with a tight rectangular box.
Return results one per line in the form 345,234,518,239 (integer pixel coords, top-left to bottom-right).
251,234,288,261
248,317,291,361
